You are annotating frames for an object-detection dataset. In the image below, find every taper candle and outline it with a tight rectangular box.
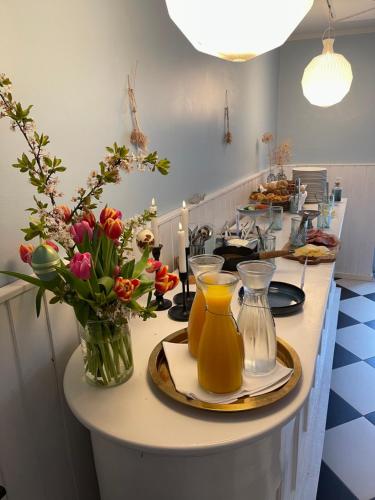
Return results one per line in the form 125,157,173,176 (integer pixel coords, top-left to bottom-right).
150,198,159,246
181,200,189,248
178,222,187,272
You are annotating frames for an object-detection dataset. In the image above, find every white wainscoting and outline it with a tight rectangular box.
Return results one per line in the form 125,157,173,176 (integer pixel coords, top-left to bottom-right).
284,164,375,281
0,168,267,500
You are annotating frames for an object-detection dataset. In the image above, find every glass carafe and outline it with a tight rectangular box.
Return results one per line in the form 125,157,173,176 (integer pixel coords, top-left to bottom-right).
197,271,243,394
237,261,276,376
187,254,225,358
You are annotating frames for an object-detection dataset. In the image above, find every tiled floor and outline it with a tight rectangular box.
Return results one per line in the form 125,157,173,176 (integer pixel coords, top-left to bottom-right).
317,278,375,500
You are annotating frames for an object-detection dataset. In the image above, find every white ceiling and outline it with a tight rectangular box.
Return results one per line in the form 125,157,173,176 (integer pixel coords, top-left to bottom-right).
290,0,375,39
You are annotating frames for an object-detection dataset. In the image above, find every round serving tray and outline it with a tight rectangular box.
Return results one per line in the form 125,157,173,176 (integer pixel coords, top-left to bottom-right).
148,328,302,413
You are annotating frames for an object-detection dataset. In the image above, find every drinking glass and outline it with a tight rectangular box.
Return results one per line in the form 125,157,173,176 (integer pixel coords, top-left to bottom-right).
270,206,283,231
317,203,332,229
289,216,307,248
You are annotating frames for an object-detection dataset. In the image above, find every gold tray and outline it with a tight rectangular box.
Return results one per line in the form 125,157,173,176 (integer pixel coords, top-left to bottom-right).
148,328,302,413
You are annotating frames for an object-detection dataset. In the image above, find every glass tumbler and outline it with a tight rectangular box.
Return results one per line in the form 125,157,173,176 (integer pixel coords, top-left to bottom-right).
187,254,224,358
317,203,332,229
237,261,276,375
261,234,276,265
289,216,307,248
270,206,283,231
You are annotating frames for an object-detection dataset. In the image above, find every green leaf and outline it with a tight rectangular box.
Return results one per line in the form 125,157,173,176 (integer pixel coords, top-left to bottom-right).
133,248,150,278
0,270,58,292
73,301,90,327
97,277,114,294
121,259,135,278
49,296,61,304
35,287,44,317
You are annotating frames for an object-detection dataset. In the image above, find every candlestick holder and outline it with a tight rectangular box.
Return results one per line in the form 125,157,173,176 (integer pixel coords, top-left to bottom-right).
173,247,195,307
168,271,190,322
151,244,163,262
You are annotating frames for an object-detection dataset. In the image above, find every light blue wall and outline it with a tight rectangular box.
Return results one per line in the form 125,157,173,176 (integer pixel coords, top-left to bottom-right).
0,0,279,284
277,32,375,164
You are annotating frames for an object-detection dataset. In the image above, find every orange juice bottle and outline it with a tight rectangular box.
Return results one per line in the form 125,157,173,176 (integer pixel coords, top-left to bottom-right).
187,255,224,358
197,271,243,394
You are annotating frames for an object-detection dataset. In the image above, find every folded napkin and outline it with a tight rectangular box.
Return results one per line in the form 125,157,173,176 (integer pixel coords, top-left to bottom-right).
163,341,293,405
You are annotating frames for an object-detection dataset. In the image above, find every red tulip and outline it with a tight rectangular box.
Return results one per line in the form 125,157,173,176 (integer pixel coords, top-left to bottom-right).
45,240,59,252
19,243,34,264
103,218,123,240
81,211,96,228
114,277,140,302
70,221,93,244
69,252,92,280
100,207,122,225
57,204,71,223
146,258,162,273
155,265,179,294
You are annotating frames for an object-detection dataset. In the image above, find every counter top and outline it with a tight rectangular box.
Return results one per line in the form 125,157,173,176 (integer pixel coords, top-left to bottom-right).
64,201,346,456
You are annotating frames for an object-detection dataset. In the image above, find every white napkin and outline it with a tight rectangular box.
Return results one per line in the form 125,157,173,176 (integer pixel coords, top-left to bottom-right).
163,342,293,405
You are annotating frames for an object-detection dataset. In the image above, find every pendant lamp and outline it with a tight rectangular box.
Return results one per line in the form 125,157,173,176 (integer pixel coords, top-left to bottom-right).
301,38,353,107
165,0,314,62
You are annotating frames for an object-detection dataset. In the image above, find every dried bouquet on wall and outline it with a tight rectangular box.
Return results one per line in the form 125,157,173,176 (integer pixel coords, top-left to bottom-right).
127,64,148,151
224,90,232,144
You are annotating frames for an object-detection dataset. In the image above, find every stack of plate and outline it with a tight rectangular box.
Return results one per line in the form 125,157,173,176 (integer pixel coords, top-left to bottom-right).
292,167,327,204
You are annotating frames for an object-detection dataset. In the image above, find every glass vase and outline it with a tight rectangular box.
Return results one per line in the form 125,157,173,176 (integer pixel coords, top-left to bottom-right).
80,319,133,387
187,254,225,358
197,271,243,393
237,261,276,376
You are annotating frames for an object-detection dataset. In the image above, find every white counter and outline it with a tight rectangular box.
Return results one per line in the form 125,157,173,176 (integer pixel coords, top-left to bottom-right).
64,201,346,500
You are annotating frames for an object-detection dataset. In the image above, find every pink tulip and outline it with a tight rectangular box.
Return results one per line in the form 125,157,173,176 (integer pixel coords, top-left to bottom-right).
70,221,93,245
69,252,92,280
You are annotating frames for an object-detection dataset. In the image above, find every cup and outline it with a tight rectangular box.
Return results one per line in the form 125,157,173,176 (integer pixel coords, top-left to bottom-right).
317,203,332,229
270,206,283,231
262,234,276,264
289,217,307,248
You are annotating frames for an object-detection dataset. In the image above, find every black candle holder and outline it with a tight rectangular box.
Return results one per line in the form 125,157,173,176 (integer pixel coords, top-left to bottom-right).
173,247,195,307
168,271,190,322
150,292,172,311
151,244,163,261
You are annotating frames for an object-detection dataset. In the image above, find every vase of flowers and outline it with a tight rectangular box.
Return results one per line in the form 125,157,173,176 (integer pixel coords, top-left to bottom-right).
261,132,292,182
0,73,176,387
80,318,133,387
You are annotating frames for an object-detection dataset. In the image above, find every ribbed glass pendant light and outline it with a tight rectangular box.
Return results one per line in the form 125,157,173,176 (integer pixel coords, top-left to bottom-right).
301,0,353,107
165,0,314,62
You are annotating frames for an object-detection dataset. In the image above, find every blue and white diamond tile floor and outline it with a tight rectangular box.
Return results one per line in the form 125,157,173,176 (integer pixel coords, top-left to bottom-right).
317,278,375,500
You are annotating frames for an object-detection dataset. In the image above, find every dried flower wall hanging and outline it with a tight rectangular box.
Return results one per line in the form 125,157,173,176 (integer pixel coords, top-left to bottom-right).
127,63,148,152
223,90,232,144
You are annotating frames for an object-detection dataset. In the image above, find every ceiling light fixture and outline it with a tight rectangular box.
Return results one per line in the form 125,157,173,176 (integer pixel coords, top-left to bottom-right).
301,0,353,107
165,0,314,62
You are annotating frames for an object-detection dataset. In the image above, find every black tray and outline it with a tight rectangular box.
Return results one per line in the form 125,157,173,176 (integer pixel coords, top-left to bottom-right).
239,281,305,317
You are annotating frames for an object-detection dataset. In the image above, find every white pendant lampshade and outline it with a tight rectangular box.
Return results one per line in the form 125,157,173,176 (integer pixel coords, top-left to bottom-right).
165,0,314,62
301,38,353,107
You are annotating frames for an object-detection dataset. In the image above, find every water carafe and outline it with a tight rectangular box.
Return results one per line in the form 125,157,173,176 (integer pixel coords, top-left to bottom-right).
237,261,276,375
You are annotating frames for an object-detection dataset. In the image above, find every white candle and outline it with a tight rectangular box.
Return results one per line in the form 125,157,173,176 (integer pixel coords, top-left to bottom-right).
178,222,187,273
150,197,157,215
180,200,189,248
150,198,159,246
